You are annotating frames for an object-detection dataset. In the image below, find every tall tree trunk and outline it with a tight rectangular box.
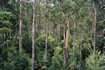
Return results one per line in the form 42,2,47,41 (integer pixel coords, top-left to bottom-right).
44,18,48,69
44,0,48,69
19,0,22,54
93,3,97,70
32,0,36,70
72,14,77,70
93,3,97,54
38,1,41,34
63,14,70,66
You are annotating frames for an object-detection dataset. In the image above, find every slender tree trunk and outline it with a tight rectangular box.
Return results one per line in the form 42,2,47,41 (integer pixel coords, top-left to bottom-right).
63,14,70,66
38,0,41,34
44,0,48,69
25,2,30,35
44,18,48,69
19,0,22,54
93,3,97,54
72,14,77,70
59,21,61,41
32,0,36,70
93,3,97,70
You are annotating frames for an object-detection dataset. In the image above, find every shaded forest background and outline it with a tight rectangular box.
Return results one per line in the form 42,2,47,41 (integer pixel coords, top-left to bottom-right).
0,0,105,70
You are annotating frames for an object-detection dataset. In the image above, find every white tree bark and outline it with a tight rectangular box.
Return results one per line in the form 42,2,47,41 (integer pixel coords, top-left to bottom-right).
19,0,22,54
93,3,97,54
32,0,35,70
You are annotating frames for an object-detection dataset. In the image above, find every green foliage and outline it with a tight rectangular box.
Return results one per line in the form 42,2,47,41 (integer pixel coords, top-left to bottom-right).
86,52,105,70
0,1,31,70
0,11,15,31
34,32,55,69
0,0,105,70
0,46,31,70
49,46,63,70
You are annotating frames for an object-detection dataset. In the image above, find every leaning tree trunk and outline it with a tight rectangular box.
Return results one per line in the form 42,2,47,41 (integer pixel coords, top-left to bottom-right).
32,0,36,70
19,0,22,54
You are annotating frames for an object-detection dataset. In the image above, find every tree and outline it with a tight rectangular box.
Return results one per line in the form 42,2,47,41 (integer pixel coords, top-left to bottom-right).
19,0,22,53
0,0,105,70
32,0,36,70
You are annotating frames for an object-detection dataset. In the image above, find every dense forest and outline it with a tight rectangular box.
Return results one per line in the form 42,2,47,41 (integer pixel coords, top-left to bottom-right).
0,0,105,70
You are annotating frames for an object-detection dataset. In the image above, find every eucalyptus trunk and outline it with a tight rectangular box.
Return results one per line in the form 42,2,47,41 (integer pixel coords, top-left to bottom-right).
93,3,97,54
73,14,77,70
19,0,22,54
63,14,70,66
32,0,36,70
44,18,48,68
44,0,48,69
